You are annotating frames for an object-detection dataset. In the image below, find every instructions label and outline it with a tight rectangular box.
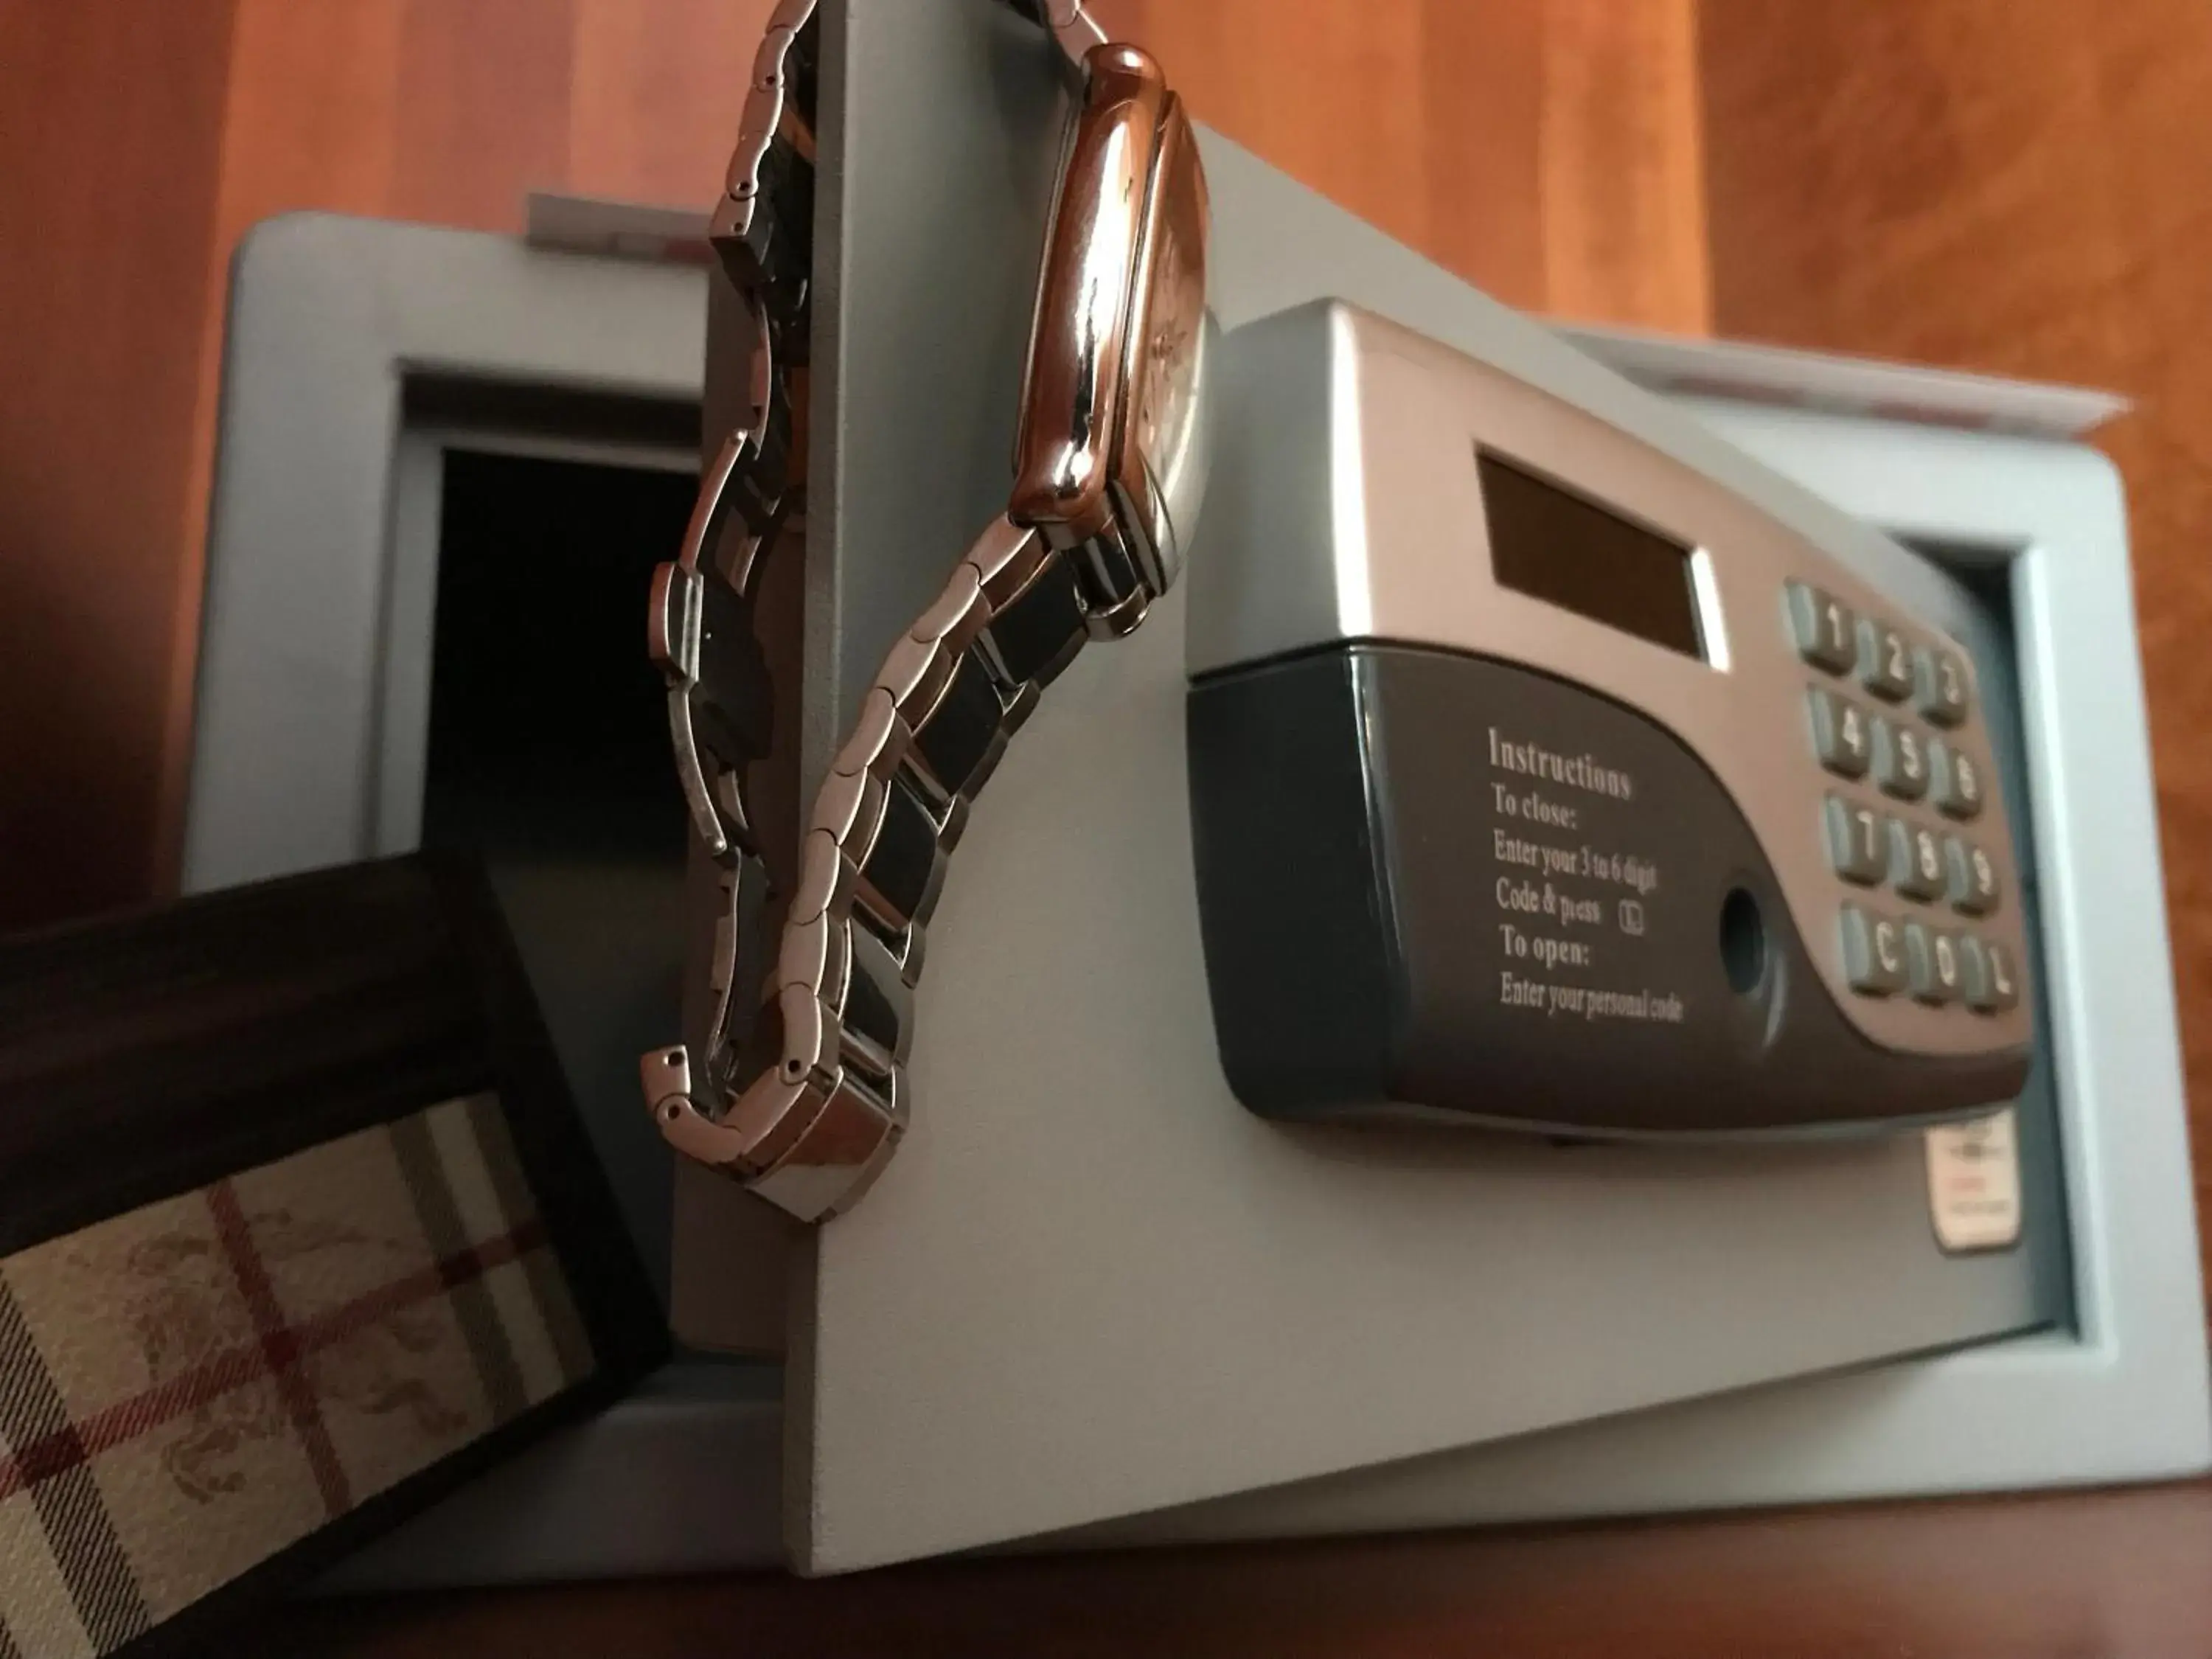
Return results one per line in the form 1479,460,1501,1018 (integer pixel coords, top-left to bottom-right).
1924,1110,2023,1253
1486,725,1688,1024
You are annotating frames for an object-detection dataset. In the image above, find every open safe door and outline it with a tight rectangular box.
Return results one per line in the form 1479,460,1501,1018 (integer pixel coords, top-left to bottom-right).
673,0,2061,1574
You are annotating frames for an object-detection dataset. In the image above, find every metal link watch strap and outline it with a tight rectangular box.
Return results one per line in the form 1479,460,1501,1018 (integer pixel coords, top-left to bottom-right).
644,0,1126,1222
652,513,1102,1220
645,0,821,1207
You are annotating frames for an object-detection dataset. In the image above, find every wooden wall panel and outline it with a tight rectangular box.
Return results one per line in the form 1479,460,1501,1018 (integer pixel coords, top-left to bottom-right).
1698,0,2212,1313
0,0,237,929
1104,0,1705,327
1538,0,1707,329
566,0,773,203
392,3,578,229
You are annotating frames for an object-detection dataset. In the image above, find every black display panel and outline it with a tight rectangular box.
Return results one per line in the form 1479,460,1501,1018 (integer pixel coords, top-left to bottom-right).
1478,448,1705,662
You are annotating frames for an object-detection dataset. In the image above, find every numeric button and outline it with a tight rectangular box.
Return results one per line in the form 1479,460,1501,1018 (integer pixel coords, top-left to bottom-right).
1891,820,1946,902
1905,922,1964,1004
1929,740,1986,820
1947,837,2001,916
1823,795,1886,885
1961,937,2021,1014
1916,644,1971,726
1808,688,1872,779
1871,717,1929,800
1841,905,1907,996
1788,583,1857,673
1858,619,1913,701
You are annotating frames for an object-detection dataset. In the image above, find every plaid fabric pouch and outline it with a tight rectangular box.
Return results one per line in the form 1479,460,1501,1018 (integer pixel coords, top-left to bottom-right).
0,855,668,1658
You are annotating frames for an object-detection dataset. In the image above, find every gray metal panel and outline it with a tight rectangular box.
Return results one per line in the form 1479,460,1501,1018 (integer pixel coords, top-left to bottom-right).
789,0,2048,1575
1553,320,2131,440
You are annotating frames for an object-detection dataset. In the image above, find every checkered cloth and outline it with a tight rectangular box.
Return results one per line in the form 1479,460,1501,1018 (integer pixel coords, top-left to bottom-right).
0,1093,592,1657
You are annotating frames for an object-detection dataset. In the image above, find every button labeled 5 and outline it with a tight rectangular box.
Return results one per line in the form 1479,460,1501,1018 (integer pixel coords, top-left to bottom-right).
1872,717,1930,800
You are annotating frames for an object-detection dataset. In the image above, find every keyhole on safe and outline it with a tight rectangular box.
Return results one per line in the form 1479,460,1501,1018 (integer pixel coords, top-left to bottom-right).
1719,886,1767,995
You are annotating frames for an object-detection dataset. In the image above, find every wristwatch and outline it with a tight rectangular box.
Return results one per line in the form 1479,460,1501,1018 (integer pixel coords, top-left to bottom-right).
640,0,1213,1223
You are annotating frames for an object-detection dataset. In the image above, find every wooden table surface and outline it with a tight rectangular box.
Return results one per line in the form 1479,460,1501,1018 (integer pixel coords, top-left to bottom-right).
250,1479,2212,1658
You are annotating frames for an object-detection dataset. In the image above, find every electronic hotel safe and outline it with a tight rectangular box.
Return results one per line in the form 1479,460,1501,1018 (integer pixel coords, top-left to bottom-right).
1187,299,2032,1138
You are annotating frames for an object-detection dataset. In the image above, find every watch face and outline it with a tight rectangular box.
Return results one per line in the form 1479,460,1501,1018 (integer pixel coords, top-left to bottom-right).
1008,46,1211,598
1115,95,1209,595
1009,45,1168,545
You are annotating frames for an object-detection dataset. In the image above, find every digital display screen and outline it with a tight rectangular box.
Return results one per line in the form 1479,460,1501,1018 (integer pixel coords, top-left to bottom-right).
1478,448,1706,662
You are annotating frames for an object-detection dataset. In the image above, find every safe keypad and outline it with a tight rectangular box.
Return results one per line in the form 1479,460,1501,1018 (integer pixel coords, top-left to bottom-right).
1791,582,2014,1016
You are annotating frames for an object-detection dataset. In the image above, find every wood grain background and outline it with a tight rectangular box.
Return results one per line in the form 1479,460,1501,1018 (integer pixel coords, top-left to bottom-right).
0,0,2202,1310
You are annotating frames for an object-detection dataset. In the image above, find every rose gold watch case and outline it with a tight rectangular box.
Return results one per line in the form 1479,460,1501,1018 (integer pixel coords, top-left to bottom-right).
1009,44,1211,597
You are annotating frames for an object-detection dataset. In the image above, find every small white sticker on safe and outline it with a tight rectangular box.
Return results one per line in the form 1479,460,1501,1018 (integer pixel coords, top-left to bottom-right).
1925,1109,2023,1253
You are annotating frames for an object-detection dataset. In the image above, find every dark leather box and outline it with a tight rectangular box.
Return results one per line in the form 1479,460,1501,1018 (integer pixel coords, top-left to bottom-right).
0,855,667,1659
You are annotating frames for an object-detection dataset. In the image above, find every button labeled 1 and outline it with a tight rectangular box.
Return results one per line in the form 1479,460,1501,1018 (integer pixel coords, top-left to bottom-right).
1789,583,1857,673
